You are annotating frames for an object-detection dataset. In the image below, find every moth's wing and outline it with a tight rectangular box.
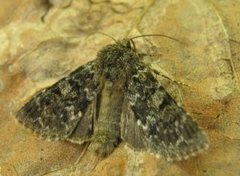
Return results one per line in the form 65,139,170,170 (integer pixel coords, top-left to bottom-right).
122,64,208,161
67,98,97,144
16,61,101,142
121,97,146,149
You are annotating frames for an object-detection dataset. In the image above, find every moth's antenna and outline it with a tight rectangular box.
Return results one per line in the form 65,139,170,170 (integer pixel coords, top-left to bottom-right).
130,34,186,45
87,32,117,42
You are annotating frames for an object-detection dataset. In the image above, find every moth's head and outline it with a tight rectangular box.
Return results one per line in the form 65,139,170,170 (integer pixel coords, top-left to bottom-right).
116,38,134,49
96,38,139,81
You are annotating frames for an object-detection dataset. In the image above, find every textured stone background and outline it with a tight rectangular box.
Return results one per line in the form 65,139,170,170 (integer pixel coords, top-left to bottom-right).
0,0,240,175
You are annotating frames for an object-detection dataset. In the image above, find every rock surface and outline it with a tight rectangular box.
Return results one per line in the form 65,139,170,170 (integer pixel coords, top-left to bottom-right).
0,0,240,176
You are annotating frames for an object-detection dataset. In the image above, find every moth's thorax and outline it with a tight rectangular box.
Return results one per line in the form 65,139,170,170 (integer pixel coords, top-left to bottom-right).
96,39,139,81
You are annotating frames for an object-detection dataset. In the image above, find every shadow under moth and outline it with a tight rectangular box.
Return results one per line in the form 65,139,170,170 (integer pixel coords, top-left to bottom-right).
16,37,208,161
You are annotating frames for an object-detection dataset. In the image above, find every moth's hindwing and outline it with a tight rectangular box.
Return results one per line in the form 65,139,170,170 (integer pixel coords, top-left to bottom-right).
123,63,208,161
16,61,100,142
121,97,146,150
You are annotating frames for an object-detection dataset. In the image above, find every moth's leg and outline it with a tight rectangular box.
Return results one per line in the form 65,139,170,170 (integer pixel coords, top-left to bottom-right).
89,82,123,157
138,40,189,87
150,67,186,107
148,65,189,88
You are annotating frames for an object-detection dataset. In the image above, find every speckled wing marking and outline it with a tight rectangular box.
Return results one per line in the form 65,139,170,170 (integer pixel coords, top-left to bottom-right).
123,63,208,161
16,61,100,141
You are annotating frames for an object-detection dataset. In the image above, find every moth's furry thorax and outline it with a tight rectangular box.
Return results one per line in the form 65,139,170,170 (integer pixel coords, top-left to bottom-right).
96,39,140,81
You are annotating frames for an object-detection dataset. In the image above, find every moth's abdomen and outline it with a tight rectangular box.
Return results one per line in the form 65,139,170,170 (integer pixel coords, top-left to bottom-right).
89,81,124,156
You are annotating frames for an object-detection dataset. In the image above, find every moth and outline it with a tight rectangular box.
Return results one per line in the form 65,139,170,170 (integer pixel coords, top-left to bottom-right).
16,37,208,161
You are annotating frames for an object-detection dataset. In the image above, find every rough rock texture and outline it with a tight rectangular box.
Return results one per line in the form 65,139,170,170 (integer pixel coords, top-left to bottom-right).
0,0,240,176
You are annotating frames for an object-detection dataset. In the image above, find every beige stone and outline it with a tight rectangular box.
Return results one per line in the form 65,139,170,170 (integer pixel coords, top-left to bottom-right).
1,0,240,175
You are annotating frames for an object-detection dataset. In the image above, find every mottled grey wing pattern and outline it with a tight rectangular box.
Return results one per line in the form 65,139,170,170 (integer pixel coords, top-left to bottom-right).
123,63,208,161
16,61,100,141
